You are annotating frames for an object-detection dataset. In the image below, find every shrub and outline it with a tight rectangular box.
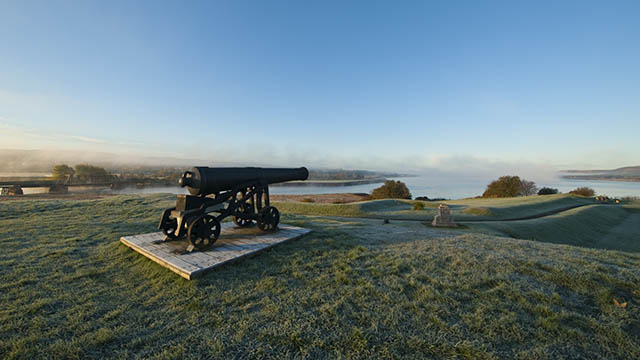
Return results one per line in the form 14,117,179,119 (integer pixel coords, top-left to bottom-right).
569,187,595,197
370,180,412,200
415,196,430,201
52,164,75,181
538,187,559,195
482,176,522,198
301,198,315,203
75,164,111,183
412,202,425,211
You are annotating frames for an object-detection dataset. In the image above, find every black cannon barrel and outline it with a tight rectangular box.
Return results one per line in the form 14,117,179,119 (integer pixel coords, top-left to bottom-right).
179,166,309,196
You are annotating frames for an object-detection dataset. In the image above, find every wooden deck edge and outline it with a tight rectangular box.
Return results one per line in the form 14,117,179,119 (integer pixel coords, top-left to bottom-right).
120,226,312,280
120,237,194,280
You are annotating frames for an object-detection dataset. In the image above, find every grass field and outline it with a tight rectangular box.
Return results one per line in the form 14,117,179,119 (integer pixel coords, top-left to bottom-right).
468,204,640,252
1,194,640,358
274,194,596,221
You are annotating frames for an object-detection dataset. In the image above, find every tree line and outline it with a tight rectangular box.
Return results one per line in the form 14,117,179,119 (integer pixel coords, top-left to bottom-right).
367,175,596,200
52,164,114,183
482,175,595,198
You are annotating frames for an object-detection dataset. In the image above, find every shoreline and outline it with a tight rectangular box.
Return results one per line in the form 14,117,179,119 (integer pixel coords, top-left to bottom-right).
561,176,640,183
271,178,386,187
0,192,372,204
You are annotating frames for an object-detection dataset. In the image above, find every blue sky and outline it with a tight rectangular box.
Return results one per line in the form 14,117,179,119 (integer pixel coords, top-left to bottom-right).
0,0,638,172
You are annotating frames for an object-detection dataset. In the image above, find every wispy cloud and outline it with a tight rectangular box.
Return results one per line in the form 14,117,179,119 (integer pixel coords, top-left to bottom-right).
0,115,140,148
67,135,109,144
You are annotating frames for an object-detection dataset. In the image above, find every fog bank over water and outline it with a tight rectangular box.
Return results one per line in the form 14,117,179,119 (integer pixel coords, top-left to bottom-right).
0,148,561,180
4,148,639,198
110,175,640,199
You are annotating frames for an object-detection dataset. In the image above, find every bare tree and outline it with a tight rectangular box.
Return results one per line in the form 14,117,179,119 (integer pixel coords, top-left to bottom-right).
520,179,538,196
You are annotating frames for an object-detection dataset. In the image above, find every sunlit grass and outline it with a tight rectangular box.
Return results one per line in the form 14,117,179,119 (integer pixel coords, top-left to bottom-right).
1,195,639,358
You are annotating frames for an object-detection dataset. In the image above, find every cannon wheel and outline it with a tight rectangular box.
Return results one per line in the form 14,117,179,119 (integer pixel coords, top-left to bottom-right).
233,202,254,227
161,218,180,240
159,208,180,240
233,189,254,227
258,206,279,231
187,215,220,250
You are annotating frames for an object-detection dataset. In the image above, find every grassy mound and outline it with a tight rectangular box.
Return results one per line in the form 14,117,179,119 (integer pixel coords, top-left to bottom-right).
469,204,640,252
274,199,436,219
275,194,594,221
448,194,595,220
1,195,640,358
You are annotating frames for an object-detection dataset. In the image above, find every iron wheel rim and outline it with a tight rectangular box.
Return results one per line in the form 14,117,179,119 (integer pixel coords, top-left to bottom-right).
188,215,220,250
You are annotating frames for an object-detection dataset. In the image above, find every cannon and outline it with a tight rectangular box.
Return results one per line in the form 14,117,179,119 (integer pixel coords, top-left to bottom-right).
158,167,308,252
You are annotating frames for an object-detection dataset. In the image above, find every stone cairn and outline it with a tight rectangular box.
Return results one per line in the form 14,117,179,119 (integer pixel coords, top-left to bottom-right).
431,204,457,227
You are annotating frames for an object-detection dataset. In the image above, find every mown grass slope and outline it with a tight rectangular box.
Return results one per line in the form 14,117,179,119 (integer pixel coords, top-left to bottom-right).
468,204,640,252
1,195,640,358
275,194,594,221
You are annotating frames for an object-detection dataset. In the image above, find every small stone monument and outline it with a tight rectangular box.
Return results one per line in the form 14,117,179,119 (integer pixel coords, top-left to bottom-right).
432,204,457,227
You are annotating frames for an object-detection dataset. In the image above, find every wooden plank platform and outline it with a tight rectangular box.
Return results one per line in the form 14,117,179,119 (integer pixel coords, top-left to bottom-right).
120,223,311,280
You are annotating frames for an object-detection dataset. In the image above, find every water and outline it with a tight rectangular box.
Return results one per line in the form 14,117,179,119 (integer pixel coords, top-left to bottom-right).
400,176,640,199
7,172,639,199
0,172,51,177
109,176,640,199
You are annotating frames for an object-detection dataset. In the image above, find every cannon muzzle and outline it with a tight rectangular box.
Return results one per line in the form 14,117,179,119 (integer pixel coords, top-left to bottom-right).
179,166,308,196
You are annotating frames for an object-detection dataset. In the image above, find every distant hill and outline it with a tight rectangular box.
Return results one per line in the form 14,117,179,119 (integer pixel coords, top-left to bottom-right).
564,166,640,175
611,166,640,175
562,166,640,181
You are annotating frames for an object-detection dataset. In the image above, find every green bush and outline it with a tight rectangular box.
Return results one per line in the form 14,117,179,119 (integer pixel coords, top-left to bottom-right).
482,176,522,198
412,202,425,210
538,187,559,195
370,180,412,200
52,164,75,180
75,164,111,183
569,187,595,197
